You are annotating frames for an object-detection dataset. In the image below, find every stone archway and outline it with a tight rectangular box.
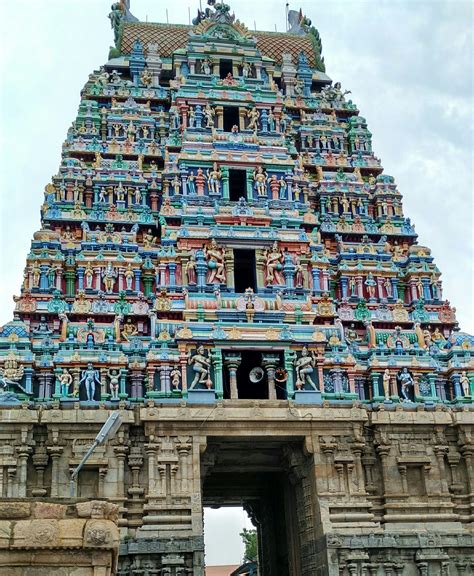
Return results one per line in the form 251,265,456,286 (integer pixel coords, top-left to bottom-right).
201,437,321,576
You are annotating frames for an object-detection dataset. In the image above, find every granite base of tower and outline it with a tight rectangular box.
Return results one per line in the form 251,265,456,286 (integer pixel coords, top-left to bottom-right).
0,499,120,576
1,404,471,576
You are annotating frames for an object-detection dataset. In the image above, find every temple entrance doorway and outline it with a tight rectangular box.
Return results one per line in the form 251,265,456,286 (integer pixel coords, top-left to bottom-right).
202,437,313,576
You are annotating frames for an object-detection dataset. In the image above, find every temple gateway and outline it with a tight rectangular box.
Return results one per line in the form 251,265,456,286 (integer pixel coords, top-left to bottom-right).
0,1,472,574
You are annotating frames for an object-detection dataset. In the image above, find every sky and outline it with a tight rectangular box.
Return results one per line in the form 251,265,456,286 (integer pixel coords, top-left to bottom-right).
0,0,473,566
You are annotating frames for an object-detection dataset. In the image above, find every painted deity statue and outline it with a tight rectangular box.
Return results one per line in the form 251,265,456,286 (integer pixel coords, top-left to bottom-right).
0,355,26,394
203,103,215,128
205,239,226,284
195,168,206,195
264,242,284,285
79,363,101,401
58,368,73,397
143,229,156,248
207,163,222,195
108,368,120,400
185,254,197,285
294,255,305,288
278,176,287,199
188,345,211,389
247,107,260,131
382,368,391,400
460,373,470,397
84,262,94,289
294,347,317,390
170,367,181,390
121,318,138,342
31,262,41,288
102,262,117,293
397,368,414,402
365,273,377,299
268,174,280,200
253,166,268,197
124,264,134,291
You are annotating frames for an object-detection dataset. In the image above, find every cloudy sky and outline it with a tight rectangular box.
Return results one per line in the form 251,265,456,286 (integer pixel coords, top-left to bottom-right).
0,0,472,566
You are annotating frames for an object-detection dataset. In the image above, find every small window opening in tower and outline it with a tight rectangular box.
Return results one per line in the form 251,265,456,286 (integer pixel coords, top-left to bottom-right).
233,249,256,293
227,351,267,400
229,169,247,202
223,106,240,132
219,58,233,79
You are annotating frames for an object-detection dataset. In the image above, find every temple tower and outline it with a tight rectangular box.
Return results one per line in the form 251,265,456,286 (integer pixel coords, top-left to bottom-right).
0,2,472,574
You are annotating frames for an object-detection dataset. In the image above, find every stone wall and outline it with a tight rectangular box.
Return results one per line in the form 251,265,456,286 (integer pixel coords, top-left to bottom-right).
0,499,120,576
0,403,472,574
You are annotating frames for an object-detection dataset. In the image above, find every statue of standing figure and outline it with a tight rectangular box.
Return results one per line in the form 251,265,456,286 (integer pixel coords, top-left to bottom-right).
188,346,212,389
124,264,134,291
294,347,318,390
397,368,414,402
247,107,260,131
203,104,215,128
102,262,117,293
108,368,120,400
207,163,222,195
460,373,471,397
365,273,377,299
205,239,226,284
264,241,284,285
185,254,197,285
58,368,73,397
253,166,268,197
108,3,124,47
79,363,101,401
382,368,391,400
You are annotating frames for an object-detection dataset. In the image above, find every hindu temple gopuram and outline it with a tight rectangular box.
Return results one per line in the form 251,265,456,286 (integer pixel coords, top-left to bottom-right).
0,1,473,574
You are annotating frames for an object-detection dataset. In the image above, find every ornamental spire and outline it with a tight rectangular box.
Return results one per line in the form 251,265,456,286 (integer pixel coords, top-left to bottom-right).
192,0,235,26
109,0,138,49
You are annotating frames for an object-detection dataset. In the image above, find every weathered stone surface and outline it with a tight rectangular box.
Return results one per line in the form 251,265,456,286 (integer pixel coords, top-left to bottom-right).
0,502,30,519
32,502,66,519
0,521,11,549
76,500,119,521
0,503,119,576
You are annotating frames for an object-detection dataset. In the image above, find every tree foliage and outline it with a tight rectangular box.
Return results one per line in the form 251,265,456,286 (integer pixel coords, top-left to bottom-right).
240,527,258,562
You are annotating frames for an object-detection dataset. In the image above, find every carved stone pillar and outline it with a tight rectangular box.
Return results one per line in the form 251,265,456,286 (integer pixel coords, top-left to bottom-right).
144,441,159,496
376,442,391,497
47,445,64,498
460,445,473,494
98,466,108,497
127,447,144,500
16,446,32,498
31,446,49,497
6,467,16,498
361,448,376,494
433,446,449,494
224,352,241,399
262,353,279,400
416,561,428,576
130,369,144,399
114,443,129,499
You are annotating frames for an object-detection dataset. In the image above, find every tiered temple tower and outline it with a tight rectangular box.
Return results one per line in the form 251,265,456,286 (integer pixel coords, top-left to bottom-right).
0,2,473,575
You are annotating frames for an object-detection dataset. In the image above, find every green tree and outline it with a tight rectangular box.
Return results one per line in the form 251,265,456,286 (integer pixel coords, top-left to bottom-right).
240,527,258,563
